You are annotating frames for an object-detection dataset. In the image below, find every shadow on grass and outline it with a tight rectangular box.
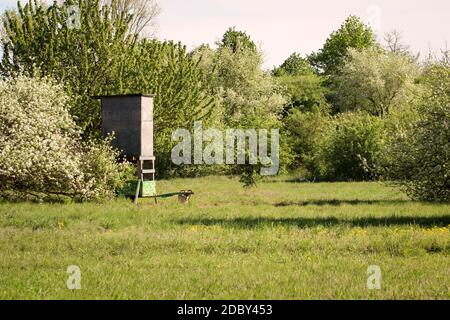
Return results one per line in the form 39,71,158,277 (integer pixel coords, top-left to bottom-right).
274,199,412,207
261,177,312,183
175,216,450,229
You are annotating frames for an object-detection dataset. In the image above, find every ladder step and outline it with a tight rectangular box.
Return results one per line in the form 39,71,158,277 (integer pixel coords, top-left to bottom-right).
141,169,155,174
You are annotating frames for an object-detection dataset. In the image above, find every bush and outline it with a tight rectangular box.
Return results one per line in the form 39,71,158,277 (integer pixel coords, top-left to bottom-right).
382,60,450,202
286,110,385,181
284,108,332,178
320,112,385,181
0,76,132,201
383,100,449,201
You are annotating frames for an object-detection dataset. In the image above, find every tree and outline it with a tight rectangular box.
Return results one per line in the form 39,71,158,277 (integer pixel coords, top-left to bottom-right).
277,74,329,114
420,50,450,98
219,27,257,53
1,0,218,178
308,16,376,75
194,33,284,125
100,0,161,37
285,110,386,181
383,99,449,202
1,0,135,136
119,39,216,176
383,30,410,54
273,52,314,77
197,38,285,127
273,53,329,115
284,108,332,175
332,48,420,116
192,29,290,185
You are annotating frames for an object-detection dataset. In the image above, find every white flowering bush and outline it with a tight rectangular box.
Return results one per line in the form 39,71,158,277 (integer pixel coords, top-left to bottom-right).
381,61,450,202
0,76,133,201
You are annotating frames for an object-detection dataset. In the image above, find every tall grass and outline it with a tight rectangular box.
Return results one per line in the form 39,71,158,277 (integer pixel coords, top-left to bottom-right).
0,176,448,299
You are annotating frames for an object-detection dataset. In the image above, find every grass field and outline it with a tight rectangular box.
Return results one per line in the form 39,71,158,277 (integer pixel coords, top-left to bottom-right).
0,176,449,299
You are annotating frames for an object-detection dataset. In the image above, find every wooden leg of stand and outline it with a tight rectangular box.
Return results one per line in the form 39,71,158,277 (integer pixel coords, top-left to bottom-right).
134,179,141,205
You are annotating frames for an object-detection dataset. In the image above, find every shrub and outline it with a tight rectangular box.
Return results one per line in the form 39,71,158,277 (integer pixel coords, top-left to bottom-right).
321,112,385,181
382,60,450,202
284,108,332,178
383,100,449,201
79,137,135,200
0,76,132,201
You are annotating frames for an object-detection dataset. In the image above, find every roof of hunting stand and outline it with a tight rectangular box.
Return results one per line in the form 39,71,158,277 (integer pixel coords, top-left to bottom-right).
92,93,156,99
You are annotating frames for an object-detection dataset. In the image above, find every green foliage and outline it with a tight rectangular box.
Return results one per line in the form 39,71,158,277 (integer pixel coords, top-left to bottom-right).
332,48,420,116
219,27,257,53
284,109,333,176
321,112,385,181
81,137,135,199
2,3,446,199
114,39,216,177
274,53,329,115
278,74,330,114
308,16,376,75
1,0,135,136
285,110,385,181
192,32,291,185
273,52,314,77
209,47,285,125
382,57,450,202
0,75,133,201
420,52,450,98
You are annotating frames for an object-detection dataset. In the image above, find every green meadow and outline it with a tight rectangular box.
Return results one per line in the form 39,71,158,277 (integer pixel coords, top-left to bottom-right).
0,176,449,299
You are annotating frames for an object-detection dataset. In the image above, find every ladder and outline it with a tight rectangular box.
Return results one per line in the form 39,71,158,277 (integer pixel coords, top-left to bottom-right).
134,156,155,204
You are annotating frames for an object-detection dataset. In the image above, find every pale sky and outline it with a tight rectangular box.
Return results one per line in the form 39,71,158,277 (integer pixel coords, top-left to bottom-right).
1,0,449,68
157,0,450,68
